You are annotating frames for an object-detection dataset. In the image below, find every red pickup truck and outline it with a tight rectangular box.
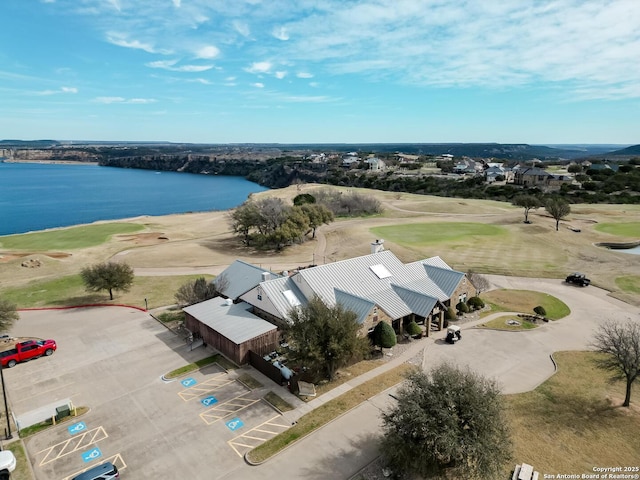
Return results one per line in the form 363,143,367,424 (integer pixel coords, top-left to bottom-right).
0,339,57,368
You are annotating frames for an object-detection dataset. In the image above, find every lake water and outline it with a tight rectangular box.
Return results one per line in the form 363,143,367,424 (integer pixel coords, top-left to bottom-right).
0,161,268,236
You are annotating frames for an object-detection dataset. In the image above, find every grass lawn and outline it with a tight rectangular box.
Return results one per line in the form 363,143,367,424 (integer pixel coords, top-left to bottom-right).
6,441,30,480
370,222,507,247
506,351,640,475
594,222,640,238
0,222,144,250
1,274,213,309
263,391,294,412
482,289,570,319
616,275,640,294
479,315,539,330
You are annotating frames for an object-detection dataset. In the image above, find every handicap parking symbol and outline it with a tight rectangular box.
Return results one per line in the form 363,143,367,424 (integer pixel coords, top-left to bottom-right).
181,377,197,387
201,396,218,407
81,447,102,463
68,421,86,435
225,417,244,431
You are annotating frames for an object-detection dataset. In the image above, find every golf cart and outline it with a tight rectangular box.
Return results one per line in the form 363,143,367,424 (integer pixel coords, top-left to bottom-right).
446,325,462,344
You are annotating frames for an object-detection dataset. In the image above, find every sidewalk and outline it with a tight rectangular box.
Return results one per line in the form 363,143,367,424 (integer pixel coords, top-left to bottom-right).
280,313,505,424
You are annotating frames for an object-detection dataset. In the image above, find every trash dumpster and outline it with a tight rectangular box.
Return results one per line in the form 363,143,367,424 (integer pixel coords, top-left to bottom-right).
55,405,70,421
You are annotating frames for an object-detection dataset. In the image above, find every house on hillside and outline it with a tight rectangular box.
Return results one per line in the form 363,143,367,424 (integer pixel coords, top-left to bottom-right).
366,157,386,171
513,166,554,187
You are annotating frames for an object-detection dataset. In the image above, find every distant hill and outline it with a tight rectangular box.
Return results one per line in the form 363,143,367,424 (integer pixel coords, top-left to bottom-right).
0,140,626,160
604,144,640,156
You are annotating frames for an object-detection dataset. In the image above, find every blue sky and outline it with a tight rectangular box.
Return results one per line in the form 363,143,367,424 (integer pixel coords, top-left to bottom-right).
1,0,639,144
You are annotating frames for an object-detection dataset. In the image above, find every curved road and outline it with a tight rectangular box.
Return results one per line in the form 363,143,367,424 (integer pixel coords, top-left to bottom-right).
217,276,640,480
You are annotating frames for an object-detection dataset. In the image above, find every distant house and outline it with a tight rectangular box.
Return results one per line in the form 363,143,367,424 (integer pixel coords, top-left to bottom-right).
453,158,483,175
485,164,509,183
366,157,386,171
513,167,554,187
342,155,360,168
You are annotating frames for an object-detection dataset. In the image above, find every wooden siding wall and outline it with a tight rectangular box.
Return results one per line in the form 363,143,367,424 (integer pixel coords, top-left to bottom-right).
184,313,278,365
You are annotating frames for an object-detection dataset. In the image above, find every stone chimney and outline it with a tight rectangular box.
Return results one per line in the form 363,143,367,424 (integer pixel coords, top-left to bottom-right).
371,239,385,254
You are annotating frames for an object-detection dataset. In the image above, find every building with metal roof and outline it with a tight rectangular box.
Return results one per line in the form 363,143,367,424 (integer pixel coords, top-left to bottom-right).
183,298,278,365
240,250,476,337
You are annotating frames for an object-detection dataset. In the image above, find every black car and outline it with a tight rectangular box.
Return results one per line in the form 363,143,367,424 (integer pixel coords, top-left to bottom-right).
565,273,590,286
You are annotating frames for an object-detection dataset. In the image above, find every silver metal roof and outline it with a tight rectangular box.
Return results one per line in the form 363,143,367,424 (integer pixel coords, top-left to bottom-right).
334,289,375,325
183,299,276,344
259,276,307,320
216,260,280,300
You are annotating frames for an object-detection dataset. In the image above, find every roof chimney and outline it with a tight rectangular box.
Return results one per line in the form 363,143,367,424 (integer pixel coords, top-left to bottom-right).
225,298,233,306
371,239,385,254
261,271,270,282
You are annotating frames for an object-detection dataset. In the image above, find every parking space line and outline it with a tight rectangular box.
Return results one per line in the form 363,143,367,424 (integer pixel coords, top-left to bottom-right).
36,426,109,466
61,453,127,480
199,395,260,425
227,415,290,457
178,374,236,401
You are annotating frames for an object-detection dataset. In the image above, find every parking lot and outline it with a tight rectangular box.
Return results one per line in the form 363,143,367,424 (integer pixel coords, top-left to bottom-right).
6,307,293,479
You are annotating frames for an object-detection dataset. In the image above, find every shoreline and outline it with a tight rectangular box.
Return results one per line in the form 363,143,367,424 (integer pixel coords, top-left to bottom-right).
2,159,99,165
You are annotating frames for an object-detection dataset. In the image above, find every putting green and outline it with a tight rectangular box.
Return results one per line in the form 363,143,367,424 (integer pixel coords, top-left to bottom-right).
594,222,640,238
0,223,144,250
370,222,506,246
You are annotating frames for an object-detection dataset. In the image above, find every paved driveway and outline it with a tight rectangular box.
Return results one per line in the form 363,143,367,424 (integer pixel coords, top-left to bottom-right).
6,307,291,480
217,276,640,480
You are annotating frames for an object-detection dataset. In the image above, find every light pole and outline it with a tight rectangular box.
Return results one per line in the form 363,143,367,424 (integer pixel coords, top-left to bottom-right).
0,364,12,439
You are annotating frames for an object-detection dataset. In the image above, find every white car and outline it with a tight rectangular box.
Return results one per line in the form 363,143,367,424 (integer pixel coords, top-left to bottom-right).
0,450,16,473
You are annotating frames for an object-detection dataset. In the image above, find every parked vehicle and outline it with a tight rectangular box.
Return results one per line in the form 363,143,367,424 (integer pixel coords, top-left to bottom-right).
565,272,590,286
446,325,462,344
71,461,119,480
0,339,57,368
0,450,16,473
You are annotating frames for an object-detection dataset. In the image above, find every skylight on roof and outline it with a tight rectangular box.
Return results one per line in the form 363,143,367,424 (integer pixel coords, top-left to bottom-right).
283,289,301,307
370,264,392,279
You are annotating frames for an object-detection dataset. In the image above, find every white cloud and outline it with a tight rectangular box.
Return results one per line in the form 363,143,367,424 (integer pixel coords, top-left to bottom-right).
233,20,250,37
129,98,157,104
35,86,78,95
283,95,332,103
196,45,220,59
93,96,156,104
273,26,289,41
146,60,212,72
94,96,125,104
43,0,640,102
296,72,313,78
275,71,287,79
106,32,157,53
252,82,264,88
245,61,272,74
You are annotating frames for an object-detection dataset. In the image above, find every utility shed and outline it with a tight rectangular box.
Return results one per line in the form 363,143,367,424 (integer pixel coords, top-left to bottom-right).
183,298,278,365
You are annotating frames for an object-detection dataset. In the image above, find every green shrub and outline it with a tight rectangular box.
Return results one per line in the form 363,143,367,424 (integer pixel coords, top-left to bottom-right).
406,321,422,336
533,305,547,316
467,296,485,310
456,301,470,314
373,321,397,349
445,307,457,320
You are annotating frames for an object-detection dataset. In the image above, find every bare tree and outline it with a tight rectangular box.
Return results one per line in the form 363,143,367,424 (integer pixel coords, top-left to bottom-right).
467,271,490,295
545,197,571,231
591,320,640,407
